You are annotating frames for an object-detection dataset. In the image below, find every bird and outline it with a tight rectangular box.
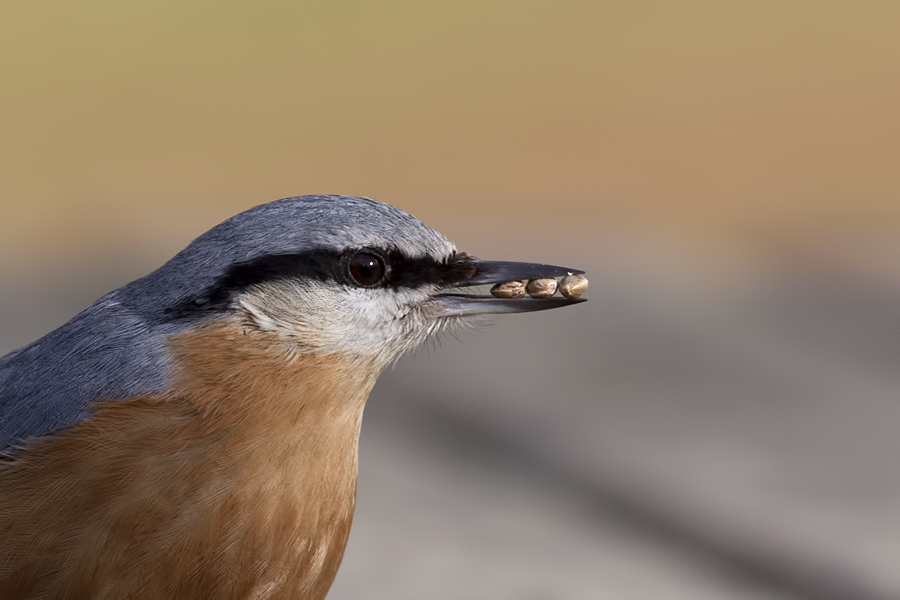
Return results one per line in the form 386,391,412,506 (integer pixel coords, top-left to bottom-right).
0,195,585,599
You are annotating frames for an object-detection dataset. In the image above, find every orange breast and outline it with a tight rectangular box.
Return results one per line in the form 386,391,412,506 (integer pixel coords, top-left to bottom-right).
0,321,377,599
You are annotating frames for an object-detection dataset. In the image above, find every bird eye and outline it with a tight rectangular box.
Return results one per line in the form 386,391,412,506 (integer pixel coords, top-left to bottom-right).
348,252,386,287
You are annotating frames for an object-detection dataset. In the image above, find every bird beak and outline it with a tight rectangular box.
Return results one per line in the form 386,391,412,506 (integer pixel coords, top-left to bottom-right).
430,259,587,317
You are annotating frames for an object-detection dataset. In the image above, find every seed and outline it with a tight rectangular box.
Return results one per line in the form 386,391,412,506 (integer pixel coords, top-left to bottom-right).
490,280,526,299
558,274,588,299
526,278,557,299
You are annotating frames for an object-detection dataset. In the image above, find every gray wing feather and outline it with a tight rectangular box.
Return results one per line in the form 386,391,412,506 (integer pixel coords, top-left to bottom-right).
0,291,177,452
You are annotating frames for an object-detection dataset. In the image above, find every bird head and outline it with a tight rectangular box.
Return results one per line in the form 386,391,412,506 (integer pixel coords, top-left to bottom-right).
123,195,585,372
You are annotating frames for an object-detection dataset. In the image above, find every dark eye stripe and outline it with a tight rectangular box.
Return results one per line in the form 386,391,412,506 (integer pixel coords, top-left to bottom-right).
381,248,476,288
165,247,476,320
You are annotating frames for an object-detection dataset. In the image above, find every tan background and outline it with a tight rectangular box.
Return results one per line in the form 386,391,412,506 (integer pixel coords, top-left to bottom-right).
2,3,899,598
2,2,898,262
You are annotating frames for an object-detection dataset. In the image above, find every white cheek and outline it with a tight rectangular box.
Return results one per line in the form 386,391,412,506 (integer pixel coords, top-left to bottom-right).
238,281,435,363
334,287,431,356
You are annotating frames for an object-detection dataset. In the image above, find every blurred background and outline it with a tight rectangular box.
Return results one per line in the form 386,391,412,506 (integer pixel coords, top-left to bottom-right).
1,2,899,598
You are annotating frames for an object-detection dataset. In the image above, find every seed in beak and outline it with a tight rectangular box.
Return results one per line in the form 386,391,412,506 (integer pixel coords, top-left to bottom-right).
525,278,557,299
559,274,588,299
490,280,527,299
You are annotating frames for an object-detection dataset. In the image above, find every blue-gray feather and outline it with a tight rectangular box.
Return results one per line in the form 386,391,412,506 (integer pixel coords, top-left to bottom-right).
0,298,181,451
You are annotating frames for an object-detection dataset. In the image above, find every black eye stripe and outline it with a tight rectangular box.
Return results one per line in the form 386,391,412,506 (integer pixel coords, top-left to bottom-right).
166,247,476,320
383,248,476,288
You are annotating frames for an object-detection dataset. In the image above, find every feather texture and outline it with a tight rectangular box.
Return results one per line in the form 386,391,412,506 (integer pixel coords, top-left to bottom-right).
0,320,375,599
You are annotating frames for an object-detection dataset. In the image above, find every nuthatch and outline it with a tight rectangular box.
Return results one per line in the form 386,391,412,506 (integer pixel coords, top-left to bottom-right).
0,195,585,599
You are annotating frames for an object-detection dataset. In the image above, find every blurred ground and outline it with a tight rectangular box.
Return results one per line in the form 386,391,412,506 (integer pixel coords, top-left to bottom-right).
2,2,900,598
